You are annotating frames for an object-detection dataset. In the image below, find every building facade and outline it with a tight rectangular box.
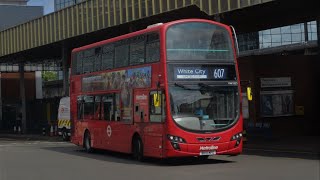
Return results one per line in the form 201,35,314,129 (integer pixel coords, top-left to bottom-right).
0,1,43,31
238,20,319,136
0,1,43,131
54,0,85,11
0,0,28,5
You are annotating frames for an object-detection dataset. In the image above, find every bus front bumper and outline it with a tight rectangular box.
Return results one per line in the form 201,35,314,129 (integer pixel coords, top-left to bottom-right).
165,139,243,158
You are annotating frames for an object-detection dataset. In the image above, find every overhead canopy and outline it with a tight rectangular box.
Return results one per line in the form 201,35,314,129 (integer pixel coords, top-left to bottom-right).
0,0,275,59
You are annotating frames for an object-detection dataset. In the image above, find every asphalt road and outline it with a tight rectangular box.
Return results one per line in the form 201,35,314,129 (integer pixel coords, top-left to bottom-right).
0,138,319,180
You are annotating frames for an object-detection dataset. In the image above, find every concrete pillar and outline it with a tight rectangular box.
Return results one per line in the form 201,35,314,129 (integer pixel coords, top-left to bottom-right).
62,43,69,96
0,72,2,129
19,63,27,133
317,18,320,55
304,22,309,42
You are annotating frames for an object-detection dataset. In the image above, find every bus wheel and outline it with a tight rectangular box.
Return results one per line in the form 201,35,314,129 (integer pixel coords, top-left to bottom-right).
84,131,92,153
62,128,69,141
133,138,144,161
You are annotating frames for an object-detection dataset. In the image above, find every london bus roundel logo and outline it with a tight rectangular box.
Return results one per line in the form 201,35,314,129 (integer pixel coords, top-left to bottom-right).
107,125,112,137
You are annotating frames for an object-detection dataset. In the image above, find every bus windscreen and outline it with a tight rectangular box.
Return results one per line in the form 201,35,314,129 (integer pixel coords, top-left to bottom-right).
166,22,234,61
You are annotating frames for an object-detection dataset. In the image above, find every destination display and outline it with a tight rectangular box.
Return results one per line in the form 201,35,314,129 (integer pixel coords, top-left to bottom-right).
170,65,235,81
174,67,208,79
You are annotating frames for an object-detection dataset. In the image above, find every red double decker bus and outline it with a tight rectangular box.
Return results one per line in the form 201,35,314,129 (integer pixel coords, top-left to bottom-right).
70,19,243,160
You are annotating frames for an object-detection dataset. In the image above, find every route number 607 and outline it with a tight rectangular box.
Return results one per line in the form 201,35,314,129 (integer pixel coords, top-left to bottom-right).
213,68,225,79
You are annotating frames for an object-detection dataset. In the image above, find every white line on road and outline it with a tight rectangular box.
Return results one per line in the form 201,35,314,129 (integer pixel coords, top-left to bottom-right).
244,147,319,155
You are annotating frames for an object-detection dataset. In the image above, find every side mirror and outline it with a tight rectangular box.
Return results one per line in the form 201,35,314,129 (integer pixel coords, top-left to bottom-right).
153,94,161,107
247,87,253,101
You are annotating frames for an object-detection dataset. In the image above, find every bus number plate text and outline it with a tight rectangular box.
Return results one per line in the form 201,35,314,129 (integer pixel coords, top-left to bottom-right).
200,151,216,156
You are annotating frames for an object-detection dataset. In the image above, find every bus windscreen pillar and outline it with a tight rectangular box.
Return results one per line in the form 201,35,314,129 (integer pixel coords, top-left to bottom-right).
19,63,27,133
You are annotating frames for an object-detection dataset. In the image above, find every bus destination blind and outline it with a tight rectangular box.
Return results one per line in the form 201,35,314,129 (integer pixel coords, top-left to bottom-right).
174,67,228,80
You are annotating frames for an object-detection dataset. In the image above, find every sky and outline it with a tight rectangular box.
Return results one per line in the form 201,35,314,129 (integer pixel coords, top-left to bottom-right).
27,0,54,15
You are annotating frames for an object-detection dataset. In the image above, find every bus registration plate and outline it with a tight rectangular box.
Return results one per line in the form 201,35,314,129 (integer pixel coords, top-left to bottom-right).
200,151,216,156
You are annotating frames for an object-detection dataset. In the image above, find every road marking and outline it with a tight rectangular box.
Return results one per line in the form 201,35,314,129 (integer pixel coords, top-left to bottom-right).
0,141,69,147
244,147,319,155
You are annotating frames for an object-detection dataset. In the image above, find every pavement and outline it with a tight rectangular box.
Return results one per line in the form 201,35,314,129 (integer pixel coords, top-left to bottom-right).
0,132,319,159
243,135,320,159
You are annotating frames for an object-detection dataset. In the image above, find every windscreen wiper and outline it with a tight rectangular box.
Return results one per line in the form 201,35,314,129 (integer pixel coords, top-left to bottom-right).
174,83,198,90
198,83,214,89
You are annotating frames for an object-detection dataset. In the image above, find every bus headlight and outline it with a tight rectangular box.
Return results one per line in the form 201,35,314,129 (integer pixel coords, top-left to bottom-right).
167,134,186,143
231,132,242,141
231,132,242,147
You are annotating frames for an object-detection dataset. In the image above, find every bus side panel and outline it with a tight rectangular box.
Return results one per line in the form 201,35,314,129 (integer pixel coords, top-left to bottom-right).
98,122,137,154
89,120,108,149
143,124,164,158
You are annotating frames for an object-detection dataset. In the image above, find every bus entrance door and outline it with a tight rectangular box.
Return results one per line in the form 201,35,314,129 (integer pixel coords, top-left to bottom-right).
135,90,164,158
133,90,149,123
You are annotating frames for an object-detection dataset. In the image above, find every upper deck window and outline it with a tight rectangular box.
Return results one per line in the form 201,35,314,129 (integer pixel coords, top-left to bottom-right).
166,22,234,61
72,32,160,75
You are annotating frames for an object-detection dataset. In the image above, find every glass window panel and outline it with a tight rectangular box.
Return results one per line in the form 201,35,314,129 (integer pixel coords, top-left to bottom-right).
94,96,101,120
261,42,271,48
130,35,145,65
76,52,83,74
282,41,291,46
261,29,271,36
115,41,129,67
311,32,318,41
166,23,234,61
94,48,102,72
102,94,117,121
262,34,271,43
82,56,94,73
281,26,291,34
291,24,303,33
271,34,281,43
271,42,281,47
77,96,83,119
83,95,94,119
102,44,115,70
146,41,160,63
271,27,281,34
259,34,263,42
310,23,317,33
282,34,292,42
292,33,302,42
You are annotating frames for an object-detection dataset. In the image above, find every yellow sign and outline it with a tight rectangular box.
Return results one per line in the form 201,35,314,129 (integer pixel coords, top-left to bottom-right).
153,94,161,107
247,87,253,101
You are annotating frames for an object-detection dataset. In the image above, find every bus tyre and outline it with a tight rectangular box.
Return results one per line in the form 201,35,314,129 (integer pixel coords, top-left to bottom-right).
133,138,144,162
62,128,69,141
84,131,92,153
